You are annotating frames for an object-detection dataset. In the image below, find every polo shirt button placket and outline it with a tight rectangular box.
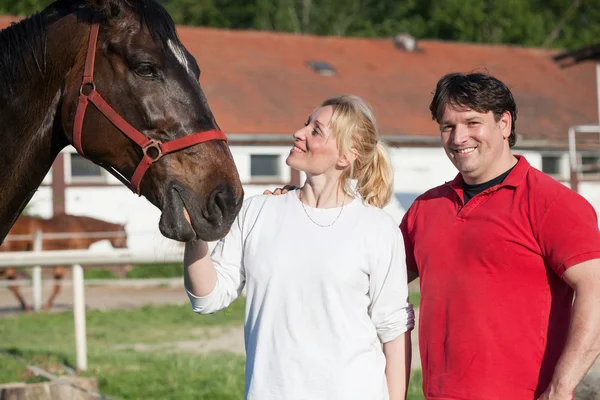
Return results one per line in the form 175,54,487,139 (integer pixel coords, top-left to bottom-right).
464,189,497,218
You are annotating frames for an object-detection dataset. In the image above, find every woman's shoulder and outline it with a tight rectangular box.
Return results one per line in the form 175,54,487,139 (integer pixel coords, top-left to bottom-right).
353,200,400,231
239,191,296,220
350,202,402,253
243,190,297,207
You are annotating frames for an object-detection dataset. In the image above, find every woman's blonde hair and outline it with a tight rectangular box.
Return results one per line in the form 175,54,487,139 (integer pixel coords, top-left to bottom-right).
319,95,393,208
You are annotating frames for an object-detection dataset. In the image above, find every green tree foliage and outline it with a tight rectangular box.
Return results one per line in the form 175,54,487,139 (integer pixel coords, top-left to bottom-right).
0,0,53,16
161,0,600,50
1,0,598,51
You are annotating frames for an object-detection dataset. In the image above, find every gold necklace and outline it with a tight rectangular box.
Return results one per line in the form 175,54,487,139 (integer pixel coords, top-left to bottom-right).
298,191,346,228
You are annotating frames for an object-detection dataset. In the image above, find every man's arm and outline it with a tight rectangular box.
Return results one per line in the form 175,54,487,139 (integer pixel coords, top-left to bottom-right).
383,332,412,400
263,185,298,195
538,258,600,400
399,211,419,284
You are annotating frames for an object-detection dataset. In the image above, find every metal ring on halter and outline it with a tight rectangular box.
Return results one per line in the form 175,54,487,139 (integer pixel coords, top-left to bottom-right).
79,82,96,96
142,140,163,162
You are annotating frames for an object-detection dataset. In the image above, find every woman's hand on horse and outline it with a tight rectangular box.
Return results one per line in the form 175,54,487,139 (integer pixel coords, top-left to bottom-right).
263,185,297,195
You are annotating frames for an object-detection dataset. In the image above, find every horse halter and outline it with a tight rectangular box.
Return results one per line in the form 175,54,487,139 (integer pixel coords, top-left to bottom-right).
72,22,228,195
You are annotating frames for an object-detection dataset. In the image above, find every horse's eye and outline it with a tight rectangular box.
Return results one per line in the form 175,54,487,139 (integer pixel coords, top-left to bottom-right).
134,64,155,78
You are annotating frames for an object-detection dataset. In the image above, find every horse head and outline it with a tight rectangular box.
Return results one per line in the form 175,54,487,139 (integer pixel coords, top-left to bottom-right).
110,223,128,248
54,0,243,242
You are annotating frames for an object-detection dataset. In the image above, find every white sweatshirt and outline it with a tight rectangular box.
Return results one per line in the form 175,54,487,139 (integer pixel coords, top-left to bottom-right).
187,190,414,400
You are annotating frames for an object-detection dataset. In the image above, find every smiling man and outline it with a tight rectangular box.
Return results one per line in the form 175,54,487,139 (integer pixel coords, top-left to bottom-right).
401,73,600,400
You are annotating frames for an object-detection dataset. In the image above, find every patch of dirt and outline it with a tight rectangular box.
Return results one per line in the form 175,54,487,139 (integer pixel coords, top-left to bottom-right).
112,326,245,356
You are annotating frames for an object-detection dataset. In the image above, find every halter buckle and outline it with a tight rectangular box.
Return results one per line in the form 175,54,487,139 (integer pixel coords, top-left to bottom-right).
142,140,163,162
79,82,96,97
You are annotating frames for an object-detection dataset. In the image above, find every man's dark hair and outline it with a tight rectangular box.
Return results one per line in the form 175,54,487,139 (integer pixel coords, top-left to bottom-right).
429,73,518,147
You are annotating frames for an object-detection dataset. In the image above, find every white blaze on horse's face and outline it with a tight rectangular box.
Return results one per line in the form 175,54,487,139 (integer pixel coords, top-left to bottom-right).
167,39,192,77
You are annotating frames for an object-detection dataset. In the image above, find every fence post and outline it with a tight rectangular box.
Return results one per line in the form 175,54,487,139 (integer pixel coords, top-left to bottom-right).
72,264,88,371
32,230,43,312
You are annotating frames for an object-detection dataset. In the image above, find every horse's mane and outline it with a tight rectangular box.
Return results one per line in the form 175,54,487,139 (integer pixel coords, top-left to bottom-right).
0,12,49,97
0,0,180,98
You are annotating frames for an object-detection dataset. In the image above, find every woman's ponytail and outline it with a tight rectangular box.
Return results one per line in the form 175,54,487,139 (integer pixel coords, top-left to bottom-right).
320,95,394,209
353,141,393,208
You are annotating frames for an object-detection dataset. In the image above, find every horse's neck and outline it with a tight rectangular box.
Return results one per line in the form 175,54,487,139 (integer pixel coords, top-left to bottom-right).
0,15,82,243
81,219,121,247
0,83,66,242
86,219,120,235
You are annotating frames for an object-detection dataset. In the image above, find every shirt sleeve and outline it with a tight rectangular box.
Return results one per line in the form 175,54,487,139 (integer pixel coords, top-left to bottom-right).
399,209,418,272
186,212,246,314
537,190,600,278
368,220,415,343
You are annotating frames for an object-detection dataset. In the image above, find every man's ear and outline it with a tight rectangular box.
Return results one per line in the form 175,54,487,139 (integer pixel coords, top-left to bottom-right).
500,110,512,140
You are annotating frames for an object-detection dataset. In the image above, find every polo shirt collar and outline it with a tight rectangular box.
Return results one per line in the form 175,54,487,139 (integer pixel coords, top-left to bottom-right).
449,154,530,192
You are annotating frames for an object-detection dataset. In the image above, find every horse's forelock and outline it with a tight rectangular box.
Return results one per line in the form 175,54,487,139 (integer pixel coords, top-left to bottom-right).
136,0,180,46
92,0,179,46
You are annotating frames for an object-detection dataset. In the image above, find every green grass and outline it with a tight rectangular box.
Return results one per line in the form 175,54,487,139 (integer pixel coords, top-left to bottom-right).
84,268,120,280
87,351,246,399
0,348,246,399
0,351,74,384
74,263,185,281
126,262,183,279
409,290,421,307
408,370,425,399
0,300,424,399
79,263,185,280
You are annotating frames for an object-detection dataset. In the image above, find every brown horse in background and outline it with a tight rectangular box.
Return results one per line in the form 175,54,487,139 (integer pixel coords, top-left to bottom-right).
1,214,127,311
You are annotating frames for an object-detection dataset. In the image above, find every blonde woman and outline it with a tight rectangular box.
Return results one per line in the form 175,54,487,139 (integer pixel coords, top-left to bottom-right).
184,95,414,400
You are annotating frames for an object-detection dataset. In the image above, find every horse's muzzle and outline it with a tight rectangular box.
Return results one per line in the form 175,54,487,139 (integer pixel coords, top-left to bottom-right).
159,182,243,242
158,185,196,242
195,184,243,241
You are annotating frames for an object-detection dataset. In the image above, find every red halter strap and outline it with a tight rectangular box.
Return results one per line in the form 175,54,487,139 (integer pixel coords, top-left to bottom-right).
72,22,228,195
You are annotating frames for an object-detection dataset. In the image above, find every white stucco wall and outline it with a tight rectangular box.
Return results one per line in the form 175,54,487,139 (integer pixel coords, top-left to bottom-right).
21,146,600,252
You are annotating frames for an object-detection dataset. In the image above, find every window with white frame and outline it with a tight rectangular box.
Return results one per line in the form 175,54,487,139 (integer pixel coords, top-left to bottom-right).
250,154,280,180
581,155,600,175
581,154,600,175
541,155,561,176
70,153,104,180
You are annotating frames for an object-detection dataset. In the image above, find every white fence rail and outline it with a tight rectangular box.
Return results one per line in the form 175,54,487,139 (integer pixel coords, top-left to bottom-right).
4,231,127,241
0,248,184,267
0,248,186,372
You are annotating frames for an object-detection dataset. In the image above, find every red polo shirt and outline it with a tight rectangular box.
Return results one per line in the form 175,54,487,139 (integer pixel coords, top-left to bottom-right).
401,156,600,400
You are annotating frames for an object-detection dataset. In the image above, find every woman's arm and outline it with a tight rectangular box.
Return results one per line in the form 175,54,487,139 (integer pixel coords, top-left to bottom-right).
183,215,246,314
383,332,412,400
368,219,415,399
184,239,218,297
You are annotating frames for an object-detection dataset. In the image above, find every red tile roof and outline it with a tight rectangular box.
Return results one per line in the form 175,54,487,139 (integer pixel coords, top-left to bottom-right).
1,15,596,147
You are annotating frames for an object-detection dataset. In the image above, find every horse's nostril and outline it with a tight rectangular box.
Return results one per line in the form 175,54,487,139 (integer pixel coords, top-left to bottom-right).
205,186,235,227
214,191,227,216
204,188,224,226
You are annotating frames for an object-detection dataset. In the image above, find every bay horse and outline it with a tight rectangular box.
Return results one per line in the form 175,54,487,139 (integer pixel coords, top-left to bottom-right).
1,214,128,311
0,0,243,246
